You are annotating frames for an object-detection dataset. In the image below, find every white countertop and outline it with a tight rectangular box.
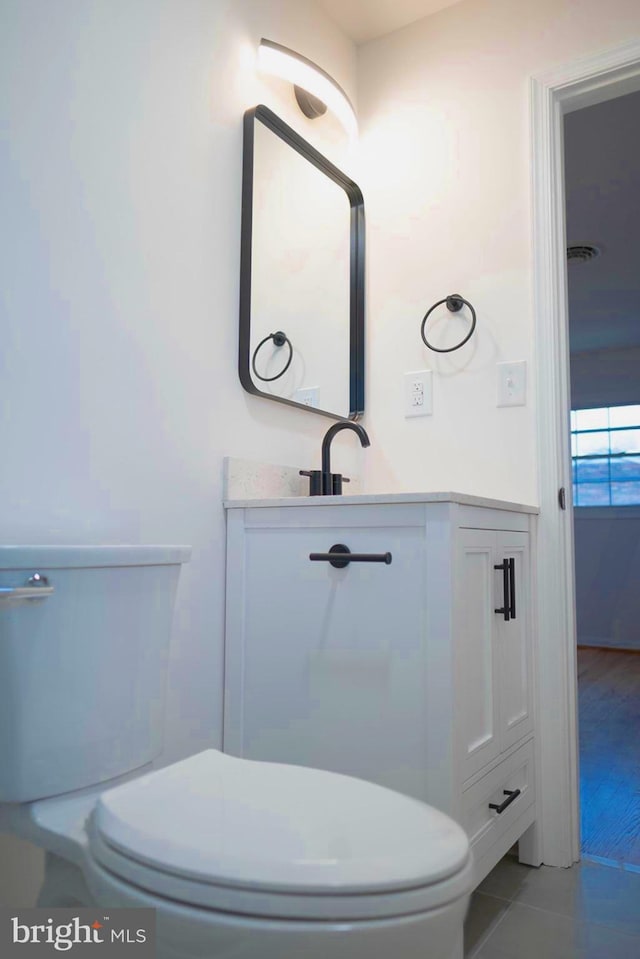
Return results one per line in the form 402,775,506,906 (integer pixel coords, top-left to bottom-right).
224,491,539,513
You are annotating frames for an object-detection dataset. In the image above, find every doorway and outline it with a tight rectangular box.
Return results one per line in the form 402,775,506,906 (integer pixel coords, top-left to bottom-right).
564,89,640,867
531,40,640,869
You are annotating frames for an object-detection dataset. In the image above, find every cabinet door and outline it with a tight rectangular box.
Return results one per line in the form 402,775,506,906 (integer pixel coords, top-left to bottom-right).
225,522,431,802
458,529,501,780
458,528,533,783
495,531,533,752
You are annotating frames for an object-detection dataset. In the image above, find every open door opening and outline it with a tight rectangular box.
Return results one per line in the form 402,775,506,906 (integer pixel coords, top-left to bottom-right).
564,90,640,869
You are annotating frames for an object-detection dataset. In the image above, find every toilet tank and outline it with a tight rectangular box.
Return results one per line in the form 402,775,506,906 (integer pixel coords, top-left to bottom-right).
0,545,190,803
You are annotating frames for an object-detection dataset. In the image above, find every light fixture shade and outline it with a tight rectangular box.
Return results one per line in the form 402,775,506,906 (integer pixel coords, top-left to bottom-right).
258,38,357,137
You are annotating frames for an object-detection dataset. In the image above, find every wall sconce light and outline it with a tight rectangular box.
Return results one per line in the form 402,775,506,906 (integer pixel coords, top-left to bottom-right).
258,38,358,138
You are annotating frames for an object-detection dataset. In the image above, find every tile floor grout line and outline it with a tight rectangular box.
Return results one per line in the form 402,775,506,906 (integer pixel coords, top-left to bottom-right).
582,852,640,875
466,899,516,959
497,896,640,944
474,889,517,906
469,900,640,959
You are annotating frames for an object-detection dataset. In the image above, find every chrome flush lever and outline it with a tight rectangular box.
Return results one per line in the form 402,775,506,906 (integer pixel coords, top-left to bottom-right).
0,573,55,605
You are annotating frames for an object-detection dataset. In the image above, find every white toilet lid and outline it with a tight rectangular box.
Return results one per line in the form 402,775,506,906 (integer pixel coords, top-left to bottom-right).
89,750,472,920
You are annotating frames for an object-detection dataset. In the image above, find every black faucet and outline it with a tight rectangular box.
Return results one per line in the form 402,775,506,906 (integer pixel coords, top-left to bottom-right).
300,421,370,496
300,422,370,496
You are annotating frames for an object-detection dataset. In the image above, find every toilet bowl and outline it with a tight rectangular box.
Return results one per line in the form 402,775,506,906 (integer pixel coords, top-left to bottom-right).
0,546,472,959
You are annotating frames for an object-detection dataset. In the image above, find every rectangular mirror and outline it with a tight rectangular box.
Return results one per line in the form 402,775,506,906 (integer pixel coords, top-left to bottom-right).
239,105,364,420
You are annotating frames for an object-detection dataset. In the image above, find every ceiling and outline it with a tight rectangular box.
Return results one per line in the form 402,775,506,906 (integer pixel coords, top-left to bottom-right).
564,89,640,354
317,0,462,44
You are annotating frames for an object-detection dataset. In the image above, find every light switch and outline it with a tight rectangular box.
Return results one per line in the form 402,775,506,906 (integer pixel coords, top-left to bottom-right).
497,361,526,407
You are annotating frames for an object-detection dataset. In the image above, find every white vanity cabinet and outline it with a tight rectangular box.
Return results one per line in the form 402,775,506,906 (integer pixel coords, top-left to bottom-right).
224,494,539,884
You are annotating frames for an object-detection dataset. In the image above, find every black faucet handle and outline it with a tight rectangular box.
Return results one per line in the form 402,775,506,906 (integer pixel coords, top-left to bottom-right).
299,469,322,496
331,473,351,495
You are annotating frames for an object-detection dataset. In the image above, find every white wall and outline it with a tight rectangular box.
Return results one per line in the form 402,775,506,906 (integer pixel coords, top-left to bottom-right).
571,347,640,410
0,0,356,905
358,0,640,502
574,508,640,649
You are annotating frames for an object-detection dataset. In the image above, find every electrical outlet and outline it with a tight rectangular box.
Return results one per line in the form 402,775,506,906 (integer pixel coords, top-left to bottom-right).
294,387,320,408
404,370,432,417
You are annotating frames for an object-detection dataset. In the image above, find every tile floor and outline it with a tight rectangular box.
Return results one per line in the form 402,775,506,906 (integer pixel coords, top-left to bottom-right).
464,854,640,958
577,647,640,867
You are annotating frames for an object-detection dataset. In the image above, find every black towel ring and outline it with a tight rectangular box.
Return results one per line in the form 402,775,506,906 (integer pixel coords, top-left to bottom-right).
420,294,477,353
251,331,293,382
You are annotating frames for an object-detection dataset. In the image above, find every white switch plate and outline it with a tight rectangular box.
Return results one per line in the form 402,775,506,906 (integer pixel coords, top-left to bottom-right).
497,361,526,407
294,387,320,408
404,370,432,417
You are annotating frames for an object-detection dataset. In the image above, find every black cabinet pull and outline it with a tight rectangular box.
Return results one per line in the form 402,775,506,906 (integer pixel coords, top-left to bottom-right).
494,557,516,621
494,559,510,621
309,544,392,569
489,788,521,814
508,557,516,620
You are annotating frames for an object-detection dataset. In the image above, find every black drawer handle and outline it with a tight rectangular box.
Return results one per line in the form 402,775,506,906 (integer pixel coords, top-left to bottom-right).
309,544,392,569
488,788,521,814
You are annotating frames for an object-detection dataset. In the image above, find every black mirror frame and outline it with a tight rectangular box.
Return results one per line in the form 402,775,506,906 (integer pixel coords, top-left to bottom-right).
239,105,365,421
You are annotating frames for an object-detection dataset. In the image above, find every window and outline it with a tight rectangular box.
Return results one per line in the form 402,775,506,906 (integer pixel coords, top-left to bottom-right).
571,405,640,506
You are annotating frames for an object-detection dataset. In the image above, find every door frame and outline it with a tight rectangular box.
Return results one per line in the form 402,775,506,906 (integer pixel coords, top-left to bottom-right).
531,38,640,867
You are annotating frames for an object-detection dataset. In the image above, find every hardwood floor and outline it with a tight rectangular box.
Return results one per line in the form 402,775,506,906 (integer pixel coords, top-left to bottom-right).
577,646,640,867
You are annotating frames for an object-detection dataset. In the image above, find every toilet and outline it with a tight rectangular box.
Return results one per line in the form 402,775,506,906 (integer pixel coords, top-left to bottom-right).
0,545,473,959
